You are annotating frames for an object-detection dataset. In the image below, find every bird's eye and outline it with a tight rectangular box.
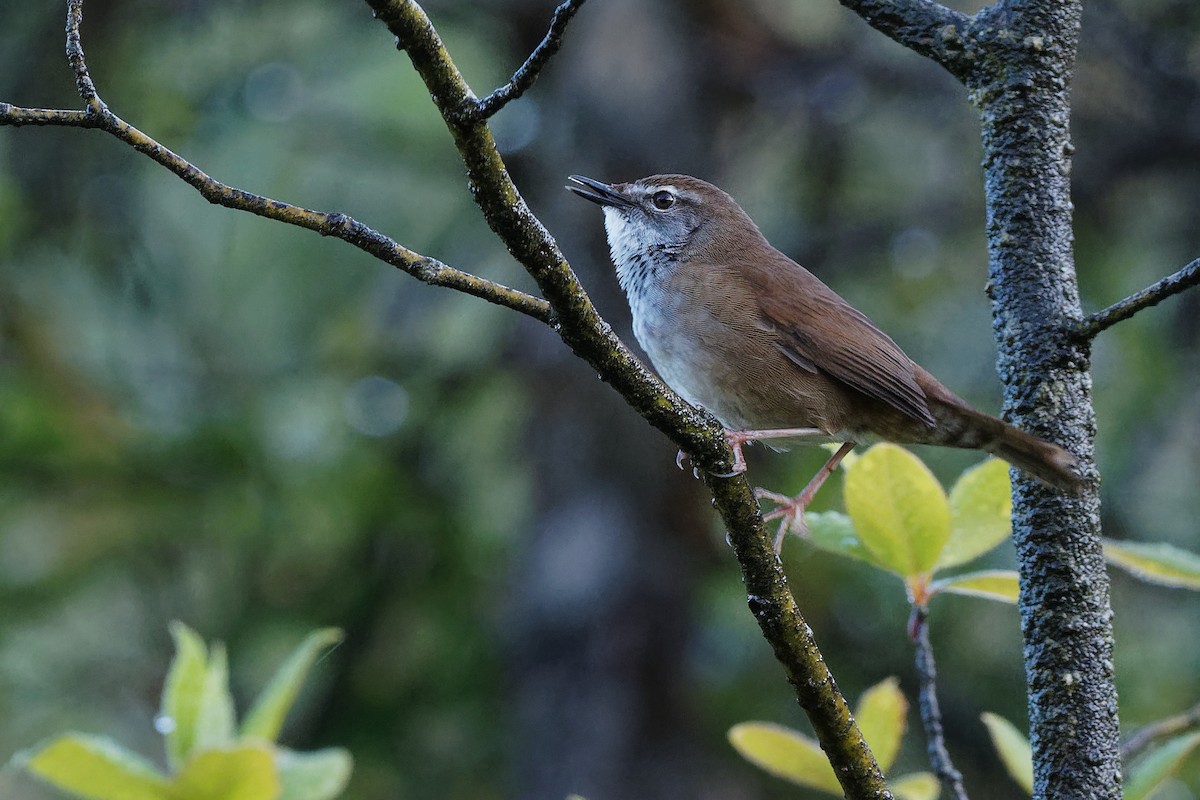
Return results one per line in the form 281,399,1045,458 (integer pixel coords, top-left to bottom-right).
651,190,676,210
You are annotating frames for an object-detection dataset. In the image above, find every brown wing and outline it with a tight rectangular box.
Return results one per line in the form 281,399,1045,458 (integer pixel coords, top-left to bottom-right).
744,249,936,428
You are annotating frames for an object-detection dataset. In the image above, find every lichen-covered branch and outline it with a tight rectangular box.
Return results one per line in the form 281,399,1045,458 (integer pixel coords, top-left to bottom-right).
474,0,589,120
835,0,973,80
911,610,969,800
368,1,891,796
1077,257,1200,340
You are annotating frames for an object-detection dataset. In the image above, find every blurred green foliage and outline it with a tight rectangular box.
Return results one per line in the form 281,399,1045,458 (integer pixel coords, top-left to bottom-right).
1,1,1199,798
15,623,349,800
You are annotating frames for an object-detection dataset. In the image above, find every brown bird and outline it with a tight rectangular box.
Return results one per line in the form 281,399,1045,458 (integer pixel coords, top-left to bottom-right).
567,174,1083,545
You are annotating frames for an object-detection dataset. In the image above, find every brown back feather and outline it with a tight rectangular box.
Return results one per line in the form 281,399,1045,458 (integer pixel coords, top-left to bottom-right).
741,249,936,428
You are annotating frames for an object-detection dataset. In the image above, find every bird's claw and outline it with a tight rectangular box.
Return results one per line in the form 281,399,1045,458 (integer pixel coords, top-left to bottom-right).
754,488,809,552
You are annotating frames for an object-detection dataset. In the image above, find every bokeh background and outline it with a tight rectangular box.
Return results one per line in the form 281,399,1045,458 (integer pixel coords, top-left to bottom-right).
1,0,1198,798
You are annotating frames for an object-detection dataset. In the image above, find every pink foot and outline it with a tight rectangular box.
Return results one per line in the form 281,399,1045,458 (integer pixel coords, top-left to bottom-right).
754,442,857,553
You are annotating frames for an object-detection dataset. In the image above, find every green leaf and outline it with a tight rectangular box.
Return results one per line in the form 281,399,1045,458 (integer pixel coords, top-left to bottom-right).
23,734,171,800
276,747,352,800
931,570,1020,604
162,622,211,768
727,722,840,793
194,643,236,752
171,745,280,800
854,677,907,773
844,444,950,577
1103,540,1200,590
890,772,939,800
241,628,343,742
804,510,872,562
1124,731,1200,800
980,712,1032,795
938,458,1012,570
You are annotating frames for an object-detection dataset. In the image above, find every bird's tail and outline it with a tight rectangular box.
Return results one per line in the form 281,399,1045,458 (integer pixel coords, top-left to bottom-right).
949,405,1086,494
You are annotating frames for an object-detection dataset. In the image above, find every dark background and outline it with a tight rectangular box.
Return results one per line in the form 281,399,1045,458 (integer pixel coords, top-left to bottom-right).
1,0,1198,798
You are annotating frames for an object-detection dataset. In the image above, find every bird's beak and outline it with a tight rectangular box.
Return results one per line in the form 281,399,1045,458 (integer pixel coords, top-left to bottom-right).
566,175,637,209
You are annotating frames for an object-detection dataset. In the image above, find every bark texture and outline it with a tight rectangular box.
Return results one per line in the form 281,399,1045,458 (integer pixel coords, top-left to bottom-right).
842,0,1122,796
968,3,1121,797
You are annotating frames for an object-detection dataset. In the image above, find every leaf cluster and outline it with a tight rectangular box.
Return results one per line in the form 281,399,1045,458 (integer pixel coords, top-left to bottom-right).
13,625,350,800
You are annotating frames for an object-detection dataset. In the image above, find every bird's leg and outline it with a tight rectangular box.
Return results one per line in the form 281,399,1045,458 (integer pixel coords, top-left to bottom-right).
756,442,857,552
712,427,830,478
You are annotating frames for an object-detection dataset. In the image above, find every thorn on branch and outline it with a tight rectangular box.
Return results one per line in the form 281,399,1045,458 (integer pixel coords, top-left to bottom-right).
1077,256,1200,339
473,0,588,121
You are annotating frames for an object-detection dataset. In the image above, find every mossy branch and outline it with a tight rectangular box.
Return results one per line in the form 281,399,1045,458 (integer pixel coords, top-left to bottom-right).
366,1,891,794
1,1,893,796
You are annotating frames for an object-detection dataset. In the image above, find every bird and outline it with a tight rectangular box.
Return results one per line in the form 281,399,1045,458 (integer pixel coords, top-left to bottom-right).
567,173,1084,546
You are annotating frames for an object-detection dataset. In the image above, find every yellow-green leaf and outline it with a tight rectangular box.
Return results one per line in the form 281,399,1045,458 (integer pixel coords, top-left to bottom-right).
980,712,1032,795
805,510,872,562
854,677,907,773
171,745,279,800
938,458,1012,570
1124,731,1200,800
194,643,236,752
276,747,352,800
844,444,950,577
242,629,343,742
931,570,1020,604
162,622,211,768
890,772,939,800
1103,540,1200,590
727,722,840,793
24,734,171,800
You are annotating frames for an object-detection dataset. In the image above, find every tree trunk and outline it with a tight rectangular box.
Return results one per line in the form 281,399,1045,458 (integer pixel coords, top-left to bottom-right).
970,3,1121,797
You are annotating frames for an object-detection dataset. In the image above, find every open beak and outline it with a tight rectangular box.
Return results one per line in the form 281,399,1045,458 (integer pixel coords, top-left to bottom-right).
566,175,637,209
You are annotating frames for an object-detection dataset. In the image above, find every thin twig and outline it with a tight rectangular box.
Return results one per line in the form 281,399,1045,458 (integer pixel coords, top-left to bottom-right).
1122,701,1200,763
66,0,102,110
911,608,970,800
0,8,551,324
1077,257,1200,339
474,0,589,120
836,0,974,80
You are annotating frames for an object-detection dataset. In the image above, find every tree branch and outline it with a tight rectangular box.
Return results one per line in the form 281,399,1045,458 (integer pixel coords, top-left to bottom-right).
0,12,551,324
1076,257,1200,340
474,0,588,120
1122,701,1200,764
836,0,974,80
911,609,969,800
368,1,891,796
